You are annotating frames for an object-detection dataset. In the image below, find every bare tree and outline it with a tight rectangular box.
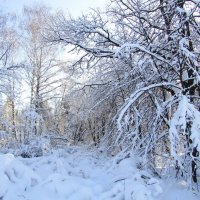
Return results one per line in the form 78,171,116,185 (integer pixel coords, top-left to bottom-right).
21,5,64,136
0,13,21,140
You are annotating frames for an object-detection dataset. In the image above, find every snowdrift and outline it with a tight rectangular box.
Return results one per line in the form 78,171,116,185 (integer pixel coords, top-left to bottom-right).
0,154,40,199
0,149,198,200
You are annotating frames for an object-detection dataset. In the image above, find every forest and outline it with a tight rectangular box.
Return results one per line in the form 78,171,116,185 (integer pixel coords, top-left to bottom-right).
0,0,200,199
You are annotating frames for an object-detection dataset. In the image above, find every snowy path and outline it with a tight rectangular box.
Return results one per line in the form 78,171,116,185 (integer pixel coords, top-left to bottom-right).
0,147,199,200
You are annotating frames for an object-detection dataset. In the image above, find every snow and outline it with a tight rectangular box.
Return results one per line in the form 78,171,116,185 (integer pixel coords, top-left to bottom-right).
169,95,200,155
0,153,40,199
117,82,181,140
0,147,199,200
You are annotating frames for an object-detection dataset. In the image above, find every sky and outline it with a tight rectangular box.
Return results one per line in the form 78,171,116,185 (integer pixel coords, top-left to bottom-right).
0,0,109,17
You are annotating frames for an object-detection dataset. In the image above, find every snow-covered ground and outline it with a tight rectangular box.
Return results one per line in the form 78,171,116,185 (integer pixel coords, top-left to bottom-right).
0,147,199,200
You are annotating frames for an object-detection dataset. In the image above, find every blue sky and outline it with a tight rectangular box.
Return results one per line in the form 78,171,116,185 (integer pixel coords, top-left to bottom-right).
0,0,108,16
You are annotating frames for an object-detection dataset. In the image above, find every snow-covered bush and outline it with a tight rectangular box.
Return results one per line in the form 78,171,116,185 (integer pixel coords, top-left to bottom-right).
19,136,51,158
0,135,51,158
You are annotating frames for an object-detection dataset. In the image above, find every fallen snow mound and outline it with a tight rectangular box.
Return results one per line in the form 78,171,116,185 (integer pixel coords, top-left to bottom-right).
0,149,198,200
0,154,40,199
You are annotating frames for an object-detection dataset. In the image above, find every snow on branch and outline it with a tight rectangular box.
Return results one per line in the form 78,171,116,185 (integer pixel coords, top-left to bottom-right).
117,82,181,134
169,95,200,161
115,42,172,66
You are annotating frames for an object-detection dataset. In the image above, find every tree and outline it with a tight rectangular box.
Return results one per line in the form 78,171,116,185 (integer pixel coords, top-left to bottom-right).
46,0,200,184
0,13,19,94
21,5,64,136
0,12,21,140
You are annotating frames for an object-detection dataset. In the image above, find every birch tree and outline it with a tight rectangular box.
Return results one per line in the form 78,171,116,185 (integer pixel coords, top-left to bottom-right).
21,5,63,136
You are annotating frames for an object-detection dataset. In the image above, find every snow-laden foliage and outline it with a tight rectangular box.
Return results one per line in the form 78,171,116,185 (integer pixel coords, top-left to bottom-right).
168,95,200,182
46,0,200,184
169,96,200,157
